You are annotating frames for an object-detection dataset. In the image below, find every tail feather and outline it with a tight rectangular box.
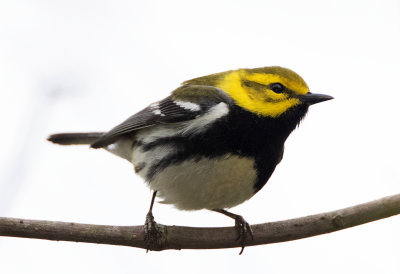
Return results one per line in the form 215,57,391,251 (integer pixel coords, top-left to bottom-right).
47,132,105,146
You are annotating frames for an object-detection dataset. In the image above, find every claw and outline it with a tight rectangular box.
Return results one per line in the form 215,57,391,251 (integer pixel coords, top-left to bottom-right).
212,209,254,255
233,215,254,255
144,211,162,252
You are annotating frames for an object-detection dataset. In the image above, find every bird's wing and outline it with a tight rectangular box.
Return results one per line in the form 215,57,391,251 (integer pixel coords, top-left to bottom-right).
90,85,232,148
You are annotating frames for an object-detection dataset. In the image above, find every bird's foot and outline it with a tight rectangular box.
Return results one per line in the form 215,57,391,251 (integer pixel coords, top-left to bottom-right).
144,212,163,252
212,209,254,254
233,215,254,255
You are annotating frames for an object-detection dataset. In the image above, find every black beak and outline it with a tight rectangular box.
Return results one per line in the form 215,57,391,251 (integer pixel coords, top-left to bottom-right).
297,92,334,105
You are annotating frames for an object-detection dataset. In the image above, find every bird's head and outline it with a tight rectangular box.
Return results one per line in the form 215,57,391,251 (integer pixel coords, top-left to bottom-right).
213,66,333,118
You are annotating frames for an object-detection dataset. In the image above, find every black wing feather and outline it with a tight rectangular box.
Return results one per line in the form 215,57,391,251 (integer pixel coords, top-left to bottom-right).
90,97,199,148
90,85,231,148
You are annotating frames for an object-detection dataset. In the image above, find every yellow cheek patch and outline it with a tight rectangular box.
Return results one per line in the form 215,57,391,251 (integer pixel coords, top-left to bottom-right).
254,98,301,118
257,89,288,101
246,73,309,95
216,71,302,118
246,87,289,104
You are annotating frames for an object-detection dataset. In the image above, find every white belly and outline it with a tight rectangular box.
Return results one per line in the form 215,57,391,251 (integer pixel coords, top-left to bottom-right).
130,114,258,210
144,154,257,210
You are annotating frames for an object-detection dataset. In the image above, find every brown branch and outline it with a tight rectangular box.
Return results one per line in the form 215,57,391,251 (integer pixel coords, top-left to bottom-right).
1,193,400,252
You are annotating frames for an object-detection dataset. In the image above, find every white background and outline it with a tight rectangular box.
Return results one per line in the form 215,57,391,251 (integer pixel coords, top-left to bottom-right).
1,0,400,273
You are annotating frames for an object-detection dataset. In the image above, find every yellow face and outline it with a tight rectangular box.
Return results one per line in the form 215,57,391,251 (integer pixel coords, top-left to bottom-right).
216,67,310,118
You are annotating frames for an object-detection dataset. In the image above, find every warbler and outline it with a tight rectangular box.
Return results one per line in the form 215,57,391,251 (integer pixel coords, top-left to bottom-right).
48,66,333,253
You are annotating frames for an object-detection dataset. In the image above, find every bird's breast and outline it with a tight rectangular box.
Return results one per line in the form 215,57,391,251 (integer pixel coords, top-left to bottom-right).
129,107,289,210
133,141,257,210
149,153,257,210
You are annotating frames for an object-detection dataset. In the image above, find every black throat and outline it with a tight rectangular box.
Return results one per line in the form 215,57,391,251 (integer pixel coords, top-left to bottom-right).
206,104,310,192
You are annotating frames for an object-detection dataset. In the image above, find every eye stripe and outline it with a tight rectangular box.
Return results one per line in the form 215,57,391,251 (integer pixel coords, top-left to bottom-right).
244,72,309,95
242,80,299,98
242,80,269,90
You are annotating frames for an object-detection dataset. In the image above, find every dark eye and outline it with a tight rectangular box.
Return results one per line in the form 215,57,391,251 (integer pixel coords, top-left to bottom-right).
270,83,285,93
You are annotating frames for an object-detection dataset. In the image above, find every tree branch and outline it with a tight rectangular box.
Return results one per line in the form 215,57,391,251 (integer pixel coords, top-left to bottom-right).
1,193,400,252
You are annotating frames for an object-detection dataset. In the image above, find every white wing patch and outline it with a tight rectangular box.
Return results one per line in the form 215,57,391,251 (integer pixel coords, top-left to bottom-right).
180,102,228,135
134,102,229,144
174,100,201,112
152,109,165,116
150,102,166,116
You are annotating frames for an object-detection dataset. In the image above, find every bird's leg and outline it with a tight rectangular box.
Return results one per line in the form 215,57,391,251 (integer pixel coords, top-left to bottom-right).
144,191,162,251
213,209,254,255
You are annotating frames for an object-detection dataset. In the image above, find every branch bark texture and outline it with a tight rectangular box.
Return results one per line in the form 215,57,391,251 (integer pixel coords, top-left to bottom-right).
1,194,400,251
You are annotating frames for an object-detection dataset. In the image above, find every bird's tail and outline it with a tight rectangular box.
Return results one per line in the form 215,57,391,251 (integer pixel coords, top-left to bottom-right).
47,132,105,146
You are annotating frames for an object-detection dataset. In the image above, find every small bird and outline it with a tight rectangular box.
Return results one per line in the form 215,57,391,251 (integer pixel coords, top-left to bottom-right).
48,66,333,253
